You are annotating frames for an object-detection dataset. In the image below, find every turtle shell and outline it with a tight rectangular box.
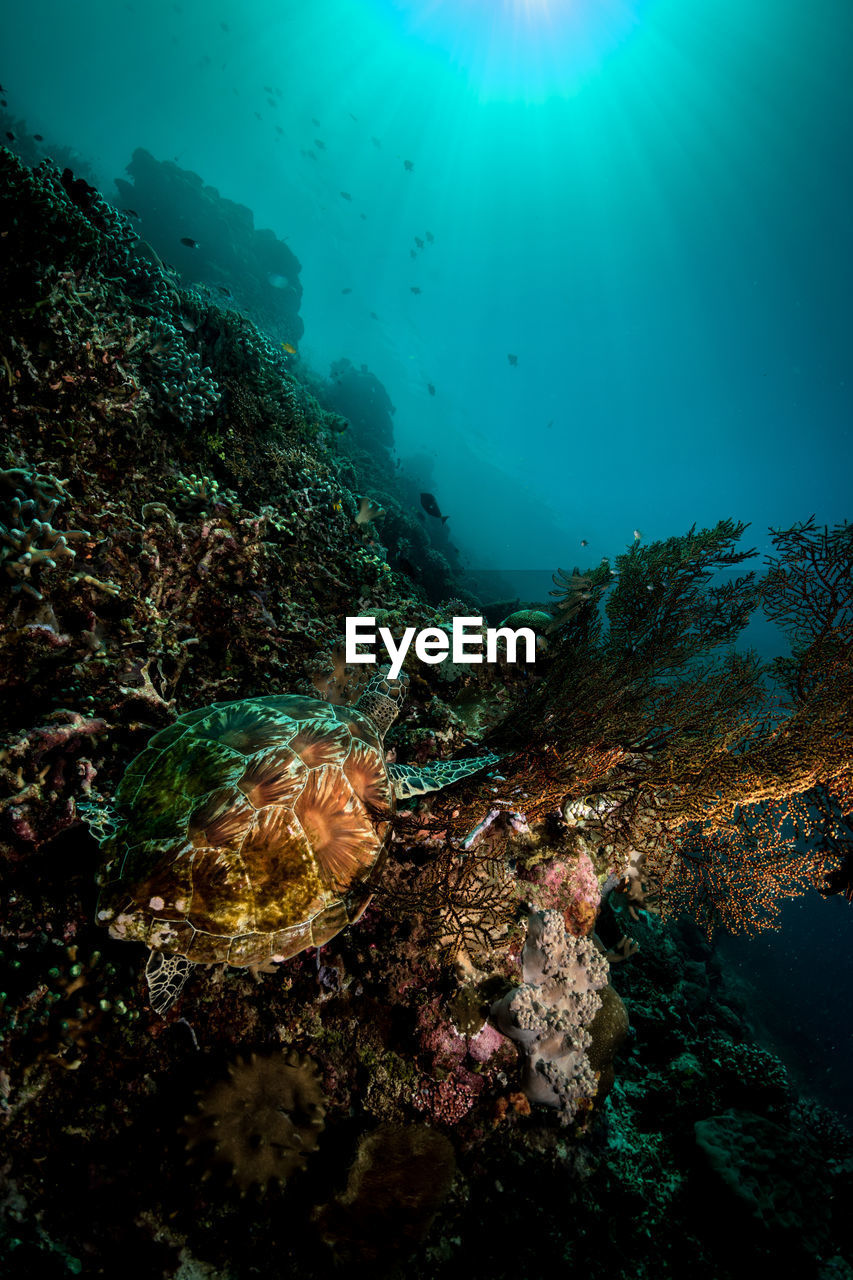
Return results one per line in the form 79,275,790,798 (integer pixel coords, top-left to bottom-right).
96,695,394,967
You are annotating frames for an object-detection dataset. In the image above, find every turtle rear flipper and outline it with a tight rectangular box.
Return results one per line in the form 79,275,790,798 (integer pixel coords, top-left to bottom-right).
388,753,501,799
145,950,193,1015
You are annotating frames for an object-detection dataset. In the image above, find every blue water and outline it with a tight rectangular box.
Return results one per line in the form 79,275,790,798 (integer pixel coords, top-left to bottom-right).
3,0,851,1115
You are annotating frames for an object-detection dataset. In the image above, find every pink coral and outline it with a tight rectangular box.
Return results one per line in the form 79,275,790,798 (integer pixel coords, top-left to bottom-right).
530,852,601,937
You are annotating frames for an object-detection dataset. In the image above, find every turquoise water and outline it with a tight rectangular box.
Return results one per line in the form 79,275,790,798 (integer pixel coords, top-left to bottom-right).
3,0,850,568
2,2,852,1266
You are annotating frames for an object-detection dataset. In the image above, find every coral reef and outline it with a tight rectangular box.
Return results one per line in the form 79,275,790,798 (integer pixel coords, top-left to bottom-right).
114,148,303,345
1,140,850,1280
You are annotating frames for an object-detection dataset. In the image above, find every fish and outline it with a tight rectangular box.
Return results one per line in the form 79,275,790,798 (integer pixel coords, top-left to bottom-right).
123,208,140,218
180,237,199,248
398,557,419,577
371,136,381,148
507,353,518,366
281,341,297,354
420,493,448,523
220,21,229,30
427,384,435,396
254,112,262,120
315,138,326,150
341,287,352,294
425,230,434,242
355,496,385,525
34,134,44,142
359,212,367,220
370,312,379,320
633,529,642,541
340,190,351,200
267,97,277,108
275,125,284,135
410,286,421,295
410,249,416,259
417,511,426,523
216,285,233,297
312,117,320,125
403,159,413,171
414,236,424,249
301,150,317,160
580,539,588,547
5,132,15,142
268,273,290,288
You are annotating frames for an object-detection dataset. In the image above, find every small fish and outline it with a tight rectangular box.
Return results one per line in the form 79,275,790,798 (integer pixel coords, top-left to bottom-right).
370,312,379,320
398,556,418,577
34,134,44,142
123,208,140,218
254,111,262,120
312,117,321,126
507,353,518,366
633,529,642,541
417,510,426,522
359,212,367,220
267,97,277,108
275,125,284,135
220,21,229,31
300,149,317,160
5,131,15,142
340,190,351,200
427,383,435,396
546,420,553,429
410,249,416,259
332,501,343,513
410,286,421,295
315,138,326,149
341,287,352,294
281,341,297,354
356,496,385,525
414,236,424,249
371,136,381,148
420,493,448,523
425,230,434,242
268,273,290,288
264,85,273,93
216,284,233,297
180,237,199,248
580,539,588,547
403,159,413,171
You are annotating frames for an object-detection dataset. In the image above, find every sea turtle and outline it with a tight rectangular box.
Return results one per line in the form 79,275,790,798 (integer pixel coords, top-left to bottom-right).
91,670,498,1014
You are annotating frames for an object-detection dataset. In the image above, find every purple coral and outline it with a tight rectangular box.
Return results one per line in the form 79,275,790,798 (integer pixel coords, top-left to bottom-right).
490,909,609,1121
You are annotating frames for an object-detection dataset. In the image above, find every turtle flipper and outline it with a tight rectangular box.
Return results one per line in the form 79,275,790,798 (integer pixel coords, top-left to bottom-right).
389,753,501,799
145,950,192,1015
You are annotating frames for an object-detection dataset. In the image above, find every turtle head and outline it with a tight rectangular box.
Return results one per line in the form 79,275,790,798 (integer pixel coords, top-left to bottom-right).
354,668,409,740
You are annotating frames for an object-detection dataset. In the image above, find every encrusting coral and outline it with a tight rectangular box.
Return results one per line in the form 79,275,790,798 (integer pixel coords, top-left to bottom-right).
315,1123,456,1263
184,1051,326,1193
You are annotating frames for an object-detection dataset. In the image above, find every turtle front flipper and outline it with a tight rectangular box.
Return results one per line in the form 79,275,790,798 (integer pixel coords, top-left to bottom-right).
388,753,501,799
145,950,193,1015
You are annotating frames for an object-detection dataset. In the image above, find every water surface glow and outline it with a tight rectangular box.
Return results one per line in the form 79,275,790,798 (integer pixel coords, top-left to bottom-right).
375,0,652,100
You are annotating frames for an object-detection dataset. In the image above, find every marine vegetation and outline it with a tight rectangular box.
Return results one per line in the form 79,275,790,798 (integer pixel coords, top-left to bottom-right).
1,144,852,1279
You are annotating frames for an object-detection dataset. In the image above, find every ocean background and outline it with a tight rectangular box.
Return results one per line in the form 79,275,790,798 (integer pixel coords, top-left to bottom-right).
3,0,851,1120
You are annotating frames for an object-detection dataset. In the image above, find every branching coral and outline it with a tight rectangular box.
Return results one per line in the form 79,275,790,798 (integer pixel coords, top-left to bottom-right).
0,466,90,600
184,1050,325,1193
